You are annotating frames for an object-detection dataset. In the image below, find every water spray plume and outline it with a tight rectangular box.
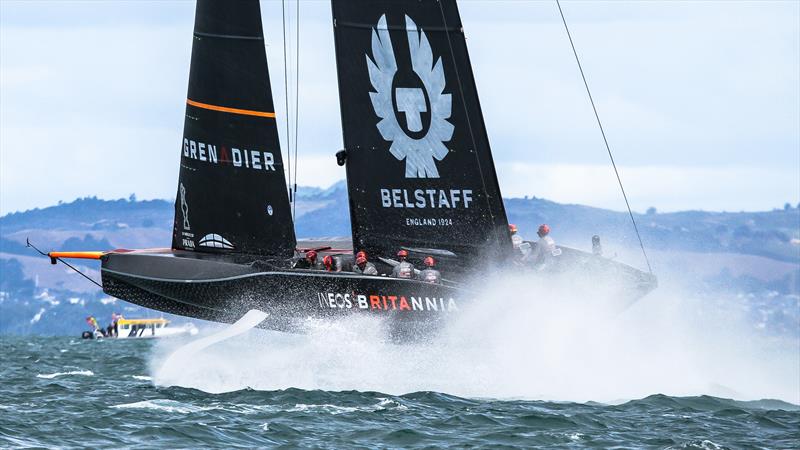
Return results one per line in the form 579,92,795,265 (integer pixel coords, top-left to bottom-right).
150,270,799,403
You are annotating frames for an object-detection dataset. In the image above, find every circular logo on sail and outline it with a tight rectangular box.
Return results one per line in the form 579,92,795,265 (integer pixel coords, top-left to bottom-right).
367,14,454,178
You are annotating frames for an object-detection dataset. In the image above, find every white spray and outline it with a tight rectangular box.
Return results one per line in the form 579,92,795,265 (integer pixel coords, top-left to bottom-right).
151,271,799,403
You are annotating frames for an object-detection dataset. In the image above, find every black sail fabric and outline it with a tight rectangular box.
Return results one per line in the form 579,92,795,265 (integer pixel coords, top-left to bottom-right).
332,0,511,260
172,0,296,257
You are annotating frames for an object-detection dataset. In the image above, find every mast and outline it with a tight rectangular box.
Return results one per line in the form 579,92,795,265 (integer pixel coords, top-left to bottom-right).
172,0,296,257
331,0,511,260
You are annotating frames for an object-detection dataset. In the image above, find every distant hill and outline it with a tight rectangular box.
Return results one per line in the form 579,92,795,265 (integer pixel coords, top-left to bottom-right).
2,182,797,262
1,182,798,335
505,197,800,264
1,196,173,234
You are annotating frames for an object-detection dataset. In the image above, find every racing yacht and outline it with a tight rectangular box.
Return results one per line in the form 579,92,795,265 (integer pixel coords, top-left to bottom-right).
41,0,657,335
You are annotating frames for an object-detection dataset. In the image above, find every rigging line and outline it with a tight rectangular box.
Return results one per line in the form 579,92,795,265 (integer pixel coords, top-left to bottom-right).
555,0,653,274
26,239,103,288
56,258,104,289
281,0,293,203
292,0,300,222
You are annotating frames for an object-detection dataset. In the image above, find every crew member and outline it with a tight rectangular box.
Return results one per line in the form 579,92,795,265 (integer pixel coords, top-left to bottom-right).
392,249,415,279
322,255,336,272
529,223,559,265
592,235,603,256
353,253,378,275
509,223,531,260
351,250,367,272
293,250,321,269
509,223,523,249
418,256,442,284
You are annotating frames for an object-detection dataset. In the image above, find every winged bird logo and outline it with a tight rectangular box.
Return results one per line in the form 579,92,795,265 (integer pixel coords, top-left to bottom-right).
367,15,454,178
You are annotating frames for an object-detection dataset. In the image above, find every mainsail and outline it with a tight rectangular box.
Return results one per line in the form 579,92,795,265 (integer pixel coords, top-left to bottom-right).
332,0,511,260
172,0,296,257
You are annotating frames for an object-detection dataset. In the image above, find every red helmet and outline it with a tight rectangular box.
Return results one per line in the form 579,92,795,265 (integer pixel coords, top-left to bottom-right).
306,250,317,261
424,256,435,267
508,223,518,234
356,255,367,265
397,249,409,258
538,224,550,237
323,255,333,269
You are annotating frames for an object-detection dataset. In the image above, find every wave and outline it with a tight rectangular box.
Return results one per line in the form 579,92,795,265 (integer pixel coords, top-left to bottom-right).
36,370,94,379
109,399,211,414
290,398,407,415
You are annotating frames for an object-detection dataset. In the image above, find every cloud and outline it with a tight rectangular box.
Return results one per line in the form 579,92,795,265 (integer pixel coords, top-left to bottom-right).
0,124,181,213
0,1,797,214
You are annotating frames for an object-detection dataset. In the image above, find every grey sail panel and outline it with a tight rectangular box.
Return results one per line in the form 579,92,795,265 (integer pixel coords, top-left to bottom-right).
331,0,511,260
172,0,296,257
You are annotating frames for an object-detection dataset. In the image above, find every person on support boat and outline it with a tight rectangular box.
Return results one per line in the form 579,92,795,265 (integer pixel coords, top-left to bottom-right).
111,312,123,337
86,315,104,337
353,252,378,275
293,250,322,269
392,249,415,279
418,256,442,284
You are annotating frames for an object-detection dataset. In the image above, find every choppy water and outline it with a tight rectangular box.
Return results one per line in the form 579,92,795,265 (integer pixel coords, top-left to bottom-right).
1,336,798,449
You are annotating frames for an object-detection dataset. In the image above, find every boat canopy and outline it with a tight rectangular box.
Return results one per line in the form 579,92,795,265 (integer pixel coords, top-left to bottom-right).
171,0,296,257
117,318,169,325
332,0,512,261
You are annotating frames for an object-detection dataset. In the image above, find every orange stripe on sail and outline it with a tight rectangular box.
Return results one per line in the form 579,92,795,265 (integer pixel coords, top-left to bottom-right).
186,98,276,118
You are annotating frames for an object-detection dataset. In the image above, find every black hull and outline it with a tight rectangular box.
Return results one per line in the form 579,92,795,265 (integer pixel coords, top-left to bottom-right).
100,247,656,336
101,251,465,335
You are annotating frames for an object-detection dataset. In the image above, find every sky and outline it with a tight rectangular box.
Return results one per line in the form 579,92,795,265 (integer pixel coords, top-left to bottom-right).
1,0,798,215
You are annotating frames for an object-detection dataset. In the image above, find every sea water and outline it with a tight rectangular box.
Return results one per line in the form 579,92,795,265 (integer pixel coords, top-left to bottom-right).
1,275,798,448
